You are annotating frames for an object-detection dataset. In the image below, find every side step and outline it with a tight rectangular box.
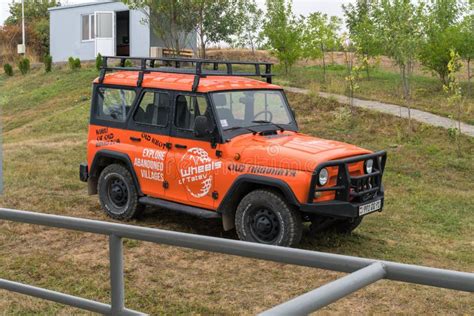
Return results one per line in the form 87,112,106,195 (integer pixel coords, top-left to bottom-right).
139,196,221,219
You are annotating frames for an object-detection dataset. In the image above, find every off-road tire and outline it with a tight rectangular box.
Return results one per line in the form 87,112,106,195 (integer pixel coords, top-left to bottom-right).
98,164,144,220
331,217,363,234
235,190,302,247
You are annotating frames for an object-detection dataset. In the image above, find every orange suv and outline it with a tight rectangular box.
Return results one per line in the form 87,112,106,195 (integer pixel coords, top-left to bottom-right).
79,56,387,247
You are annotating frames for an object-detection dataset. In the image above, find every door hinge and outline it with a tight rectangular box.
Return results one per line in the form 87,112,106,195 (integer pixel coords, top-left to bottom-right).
216,150,222,158
212,191,219,200
163,181,169,189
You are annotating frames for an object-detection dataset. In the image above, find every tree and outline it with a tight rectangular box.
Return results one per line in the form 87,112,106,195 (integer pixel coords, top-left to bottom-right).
373,0,425,132
457,13,474,97
418,0,465,84
302,12,341,83
262,0,302,74
444,49,463,156
343,0,382,80
4,0,58,59
4,0,58,26
192,0,243,59
124,0,197,54
231,0,263,54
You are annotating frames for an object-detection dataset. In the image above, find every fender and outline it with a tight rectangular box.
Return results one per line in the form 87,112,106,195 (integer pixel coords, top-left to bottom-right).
89,149,143,196
218,174,300,214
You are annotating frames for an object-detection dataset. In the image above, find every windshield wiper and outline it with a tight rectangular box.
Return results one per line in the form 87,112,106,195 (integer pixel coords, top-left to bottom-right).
251,120,286,132
224,126,259,134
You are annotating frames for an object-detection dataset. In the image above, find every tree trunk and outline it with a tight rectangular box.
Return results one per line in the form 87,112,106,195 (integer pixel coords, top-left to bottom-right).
365,53,370,80
201,40,206,59
401,63,412,133
321,44,326,83
467,58,471,98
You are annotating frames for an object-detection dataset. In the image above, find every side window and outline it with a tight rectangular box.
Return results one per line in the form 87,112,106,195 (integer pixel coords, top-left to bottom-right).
96,87,136,122
175,95,209,130
133,91,170,126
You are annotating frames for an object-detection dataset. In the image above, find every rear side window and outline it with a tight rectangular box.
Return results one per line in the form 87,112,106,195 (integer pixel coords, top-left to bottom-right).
134,91,170,126
96,87,136,122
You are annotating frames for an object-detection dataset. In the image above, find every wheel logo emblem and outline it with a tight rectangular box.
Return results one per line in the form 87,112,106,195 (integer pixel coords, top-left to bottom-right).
179,147,222,198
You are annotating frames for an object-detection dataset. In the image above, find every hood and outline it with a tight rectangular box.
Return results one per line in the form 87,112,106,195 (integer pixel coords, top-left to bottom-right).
229,132,371,172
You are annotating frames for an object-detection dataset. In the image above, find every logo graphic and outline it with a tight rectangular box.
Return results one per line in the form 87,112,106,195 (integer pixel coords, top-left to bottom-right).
179,147,222,198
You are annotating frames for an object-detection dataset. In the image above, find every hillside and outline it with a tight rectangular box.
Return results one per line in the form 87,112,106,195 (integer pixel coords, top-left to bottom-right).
0,66,473,314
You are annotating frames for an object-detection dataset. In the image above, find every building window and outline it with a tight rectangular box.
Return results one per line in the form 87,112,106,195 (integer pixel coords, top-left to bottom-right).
81,14,95,41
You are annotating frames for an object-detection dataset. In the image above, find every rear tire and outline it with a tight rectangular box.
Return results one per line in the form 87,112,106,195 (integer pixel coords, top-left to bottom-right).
98,164,144,220
235,190,302,247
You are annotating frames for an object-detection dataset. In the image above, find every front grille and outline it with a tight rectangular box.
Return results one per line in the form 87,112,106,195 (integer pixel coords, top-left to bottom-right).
309,151,387,203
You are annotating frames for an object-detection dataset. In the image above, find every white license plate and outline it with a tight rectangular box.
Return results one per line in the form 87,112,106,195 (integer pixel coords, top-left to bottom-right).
359,199,382,216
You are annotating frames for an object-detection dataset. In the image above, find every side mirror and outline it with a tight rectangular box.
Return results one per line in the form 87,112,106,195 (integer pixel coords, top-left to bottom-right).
194,115,210,138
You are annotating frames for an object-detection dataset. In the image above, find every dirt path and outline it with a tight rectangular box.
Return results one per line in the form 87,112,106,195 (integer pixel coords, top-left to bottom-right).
285,87,474,137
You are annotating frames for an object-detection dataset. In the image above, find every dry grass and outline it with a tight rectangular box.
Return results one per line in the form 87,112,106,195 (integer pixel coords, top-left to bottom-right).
0,67,473,314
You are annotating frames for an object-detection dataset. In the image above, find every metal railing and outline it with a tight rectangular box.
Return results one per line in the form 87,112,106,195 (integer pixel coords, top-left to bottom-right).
0,208,473,315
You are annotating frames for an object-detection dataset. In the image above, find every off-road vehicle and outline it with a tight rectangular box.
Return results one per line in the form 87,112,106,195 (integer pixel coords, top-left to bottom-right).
80,56,387,247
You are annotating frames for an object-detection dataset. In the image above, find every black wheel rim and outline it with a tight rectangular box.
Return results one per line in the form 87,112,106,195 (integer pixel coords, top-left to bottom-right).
248,208,280,243
107,176,129,212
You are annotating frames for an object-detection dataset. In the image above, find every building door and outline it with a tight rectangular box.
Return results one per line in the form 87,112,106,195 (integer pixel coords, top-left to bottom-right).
95,11,115,56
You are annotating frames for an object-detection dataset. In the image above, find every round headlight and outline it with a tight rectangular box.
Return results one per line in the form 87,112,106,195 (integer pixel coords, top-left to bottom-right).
318,168,329,186
365,159,374,174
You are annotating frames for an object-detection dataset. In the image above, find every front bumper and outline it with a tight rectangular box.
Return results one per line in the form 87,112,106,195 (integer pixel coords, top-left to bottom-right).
301,194,384,219
302,151,387,219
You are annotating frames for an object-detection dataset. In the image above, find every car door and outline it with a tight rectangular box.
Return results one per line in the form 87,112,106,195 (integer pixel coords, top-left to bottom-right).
165,92,221,209
128,89,171,198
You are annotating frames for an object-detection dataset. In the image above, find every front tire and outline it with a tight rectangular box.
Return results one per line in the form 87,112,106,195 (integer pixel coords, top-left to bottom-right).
98,164,144,220
235,190,302,247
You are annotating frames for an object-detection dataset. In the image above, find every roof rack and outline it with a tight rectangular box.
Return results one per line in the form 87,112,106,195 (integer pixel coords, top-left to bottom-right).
98,56,275,92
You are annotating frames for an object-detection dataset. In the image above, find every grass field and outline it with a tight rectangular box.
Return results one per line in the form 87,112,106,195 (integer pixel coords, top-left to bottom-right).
274,64,474,125
0,66,473,314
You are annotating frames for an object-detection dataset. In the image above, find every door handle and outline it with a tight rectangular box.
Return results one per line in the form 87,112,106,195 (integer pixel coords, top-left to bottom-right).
130,136,141,142
175,144,187,149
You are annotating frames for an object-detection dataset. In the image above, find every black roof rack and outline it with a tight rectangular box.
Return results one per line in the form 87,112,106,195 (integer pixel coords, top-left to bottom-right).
99,56,275,92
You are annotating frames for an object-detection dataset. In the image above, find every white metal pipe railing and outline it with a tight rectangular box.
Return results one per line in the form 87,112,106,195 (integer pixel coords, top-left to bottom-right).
0,208,473,315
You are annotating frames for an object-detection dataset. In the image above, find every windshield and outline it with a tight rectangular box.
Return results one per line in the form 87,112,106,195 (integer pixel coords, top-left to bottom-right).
211,90,293,131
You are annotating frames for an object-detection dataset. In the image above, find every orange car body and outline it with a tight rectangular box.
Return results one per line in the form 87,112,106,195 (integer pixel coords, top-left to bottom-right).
82,65,386,231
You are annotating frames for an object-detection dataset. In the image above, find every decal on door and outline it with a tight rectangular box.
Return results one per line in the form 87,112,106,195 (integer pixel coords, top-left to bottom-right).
95,127,120,147
179,147,222,198
134,148,166,182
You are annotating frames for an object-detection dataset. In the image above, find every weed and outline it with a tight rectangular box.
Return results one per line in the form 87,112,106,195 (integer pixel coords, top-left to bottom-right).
95,53,102,71
18,57,30,75
3,63,13,76
44,55,52,73
68,57,81,71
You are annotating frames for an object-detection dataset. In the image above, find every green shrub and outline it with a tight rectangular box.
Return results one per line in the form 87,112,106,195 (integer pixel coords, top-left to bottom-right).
44,55,52,73
96,53,103,71
68,57,81,70
18,58,30,75
3,63,13,76
115,59,133,67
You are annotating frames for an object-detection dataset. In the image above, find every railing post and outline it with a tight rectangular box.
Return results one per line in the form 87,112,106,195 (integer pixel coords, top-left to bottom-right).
109,234,125,315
